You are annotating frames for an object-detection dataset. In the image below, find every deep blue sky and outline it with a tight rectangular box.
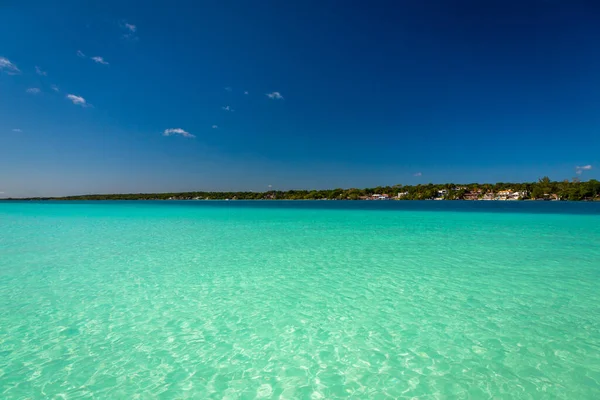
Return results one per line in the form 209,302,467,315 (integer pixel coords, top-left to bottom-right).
1,0,599,197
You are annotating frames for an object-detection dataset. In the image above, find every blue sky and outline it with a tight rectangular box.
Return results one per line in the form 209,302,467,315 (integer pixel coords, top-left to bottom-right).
1,0,599,197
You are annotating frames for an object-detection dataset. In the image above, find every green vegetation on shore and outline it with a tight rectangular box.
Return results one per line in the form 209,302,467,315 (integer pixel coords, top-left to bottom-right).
5,177,600,201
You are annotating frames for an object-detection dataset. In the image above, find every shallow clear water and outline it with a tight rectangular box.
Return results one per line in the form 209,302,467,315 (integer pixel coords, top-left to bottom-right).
1,201,600,399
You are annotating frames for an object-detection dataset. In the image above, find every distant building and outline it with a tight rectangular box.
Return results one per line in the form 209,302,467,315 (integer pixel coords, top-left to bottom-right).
372,194,390,200
496,190,512,200
463,190,482,200
510,191,527,200
496,189,526,201
397,192,408,199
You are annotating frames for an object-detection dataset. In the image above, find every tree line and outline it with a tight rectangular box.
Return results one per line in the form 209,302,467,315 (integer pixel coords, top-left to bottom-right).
7,177,600,201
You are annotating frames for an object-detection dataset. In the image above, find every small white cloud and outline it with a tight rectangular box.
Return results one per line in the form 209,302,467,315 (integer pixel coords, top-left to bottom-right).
35,66,47,76
12,128,22,132
266,91,284,100
413,172,422,177
0,56,20,74
91,56,109,65
77,50,86,58
244,91,249,95
225,86,232,92
66,94,88,106
121,21,139,41
576,165,592,175
212,125,218,129
51,84,59,92
222,105,234,111
26,88,41,94
163,128,195,138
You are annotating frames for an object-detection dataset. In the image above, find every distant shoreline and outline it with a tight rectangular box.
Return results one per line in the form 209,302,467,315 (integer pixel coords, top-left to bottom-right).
2,178,599,202
2,198,599,202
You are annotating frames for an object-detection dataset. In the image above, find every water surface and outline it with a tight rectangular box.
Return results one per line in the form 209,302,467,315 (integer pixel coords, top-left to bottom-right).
1,201,599,398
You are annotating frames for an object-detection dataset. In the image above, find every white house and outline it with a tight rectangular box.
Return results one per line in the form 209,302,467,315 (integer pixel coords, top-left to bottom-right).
372,194,390,200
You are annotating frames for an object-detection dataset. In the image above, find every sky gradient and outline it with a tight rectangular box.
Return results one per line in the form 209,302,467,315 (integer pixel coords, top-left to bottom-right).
1,0,599,197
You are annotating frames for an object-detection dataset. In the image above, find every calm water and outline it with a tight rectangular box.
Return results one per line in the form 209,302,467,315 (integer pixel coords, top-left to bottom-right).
1,201,600,399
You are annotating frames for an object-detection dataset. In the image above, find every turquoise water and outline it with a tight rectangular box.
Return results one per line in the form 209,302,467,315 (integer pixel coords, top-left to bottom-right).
1,201,600,399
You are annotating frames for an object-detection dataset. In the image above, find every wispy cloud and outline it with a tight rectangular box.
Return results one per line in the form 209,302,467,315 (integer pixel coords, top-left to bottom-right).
35,66,47,76
12,128,22,132
163,128,195,138
66,94,88,106
413,172,422,177
266,91,284,100
222,105,234,111
51,84,59,92
224,86,232,92
576,165,592,175
0,57,20,74
121,21,139,41
78,51,109,65
212,125,218,129
91,56,109,65
26,88,41,94
244,91,249,95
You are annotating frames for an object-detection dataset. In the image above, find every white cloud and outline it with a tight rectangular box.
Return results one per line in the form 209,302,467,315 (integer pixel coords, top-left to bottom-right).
0,57,20,74
26,88,41,94
576,165,592,175
413,172,422,177
51,84,59,92
91,56,109,65
225,86,232,92
222,105,234,111
12,128,22,132
244,91,249,95
212,125,218,129
121,21,139,41
163,128,195,138
266,91,284,100
77,50,86,58
35,66,47,76
66,94,88,106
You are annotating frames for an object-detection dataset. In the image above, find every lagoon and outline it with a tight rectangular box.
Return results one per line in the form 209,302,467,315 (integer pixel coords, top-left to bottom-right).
1,201,599,398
